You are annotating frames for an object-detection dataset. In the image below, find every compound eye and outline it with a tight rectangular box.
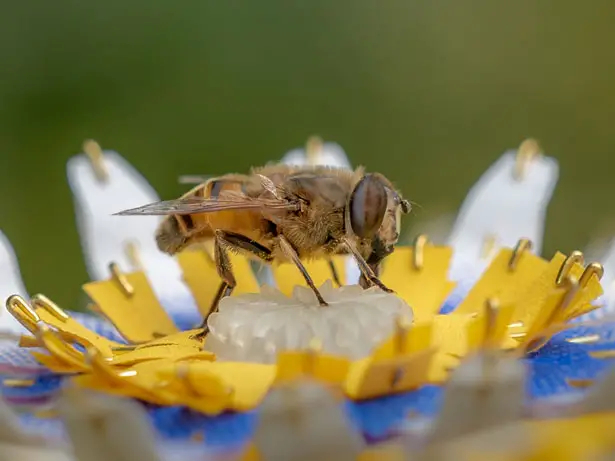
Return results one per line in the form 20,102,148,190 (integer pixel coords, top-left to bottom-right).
348,174,388,239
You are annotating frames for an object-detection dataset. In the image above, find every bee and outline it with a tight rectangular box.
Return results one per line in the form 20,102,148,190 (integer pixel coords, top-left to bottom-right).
115,164,411,329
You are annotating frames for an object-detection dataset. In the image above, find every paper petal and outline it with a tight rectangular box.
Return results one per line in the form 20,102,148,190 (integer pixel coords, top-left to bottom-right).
447,149,558,281
67,148,199,318
0,232,28,337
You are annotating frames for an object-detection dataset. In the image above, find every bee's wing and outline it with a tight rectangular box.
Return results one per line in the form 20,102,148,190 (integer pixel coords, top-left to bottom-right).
114,196,298,216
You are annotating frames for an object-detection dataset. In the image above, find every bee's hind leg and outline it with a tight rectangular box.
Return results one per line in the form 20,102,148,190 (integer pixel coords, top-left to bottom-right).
196,231,274,338
327,258,343,287
196,233,238,337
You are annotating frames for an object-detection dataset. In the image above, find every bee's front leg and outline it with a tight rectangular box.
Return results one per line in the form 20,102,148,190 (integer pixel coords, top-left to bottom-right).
343,238,393,293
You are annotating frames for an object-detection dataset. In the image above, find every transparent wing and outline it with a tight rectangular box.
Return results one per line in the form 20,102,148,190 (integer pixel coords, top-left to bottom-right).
114,196,298,216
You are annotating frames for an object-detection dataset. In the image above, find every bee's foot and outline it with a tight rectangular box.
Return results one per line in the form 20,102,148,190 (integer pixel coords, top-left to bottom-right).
193,325,210,342
370,277,394,293
316,294,329,307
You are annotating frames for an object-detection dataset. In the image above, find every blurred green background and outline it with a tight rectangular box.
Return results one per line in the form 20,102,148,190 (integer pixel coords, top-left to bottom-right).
1,1,614,309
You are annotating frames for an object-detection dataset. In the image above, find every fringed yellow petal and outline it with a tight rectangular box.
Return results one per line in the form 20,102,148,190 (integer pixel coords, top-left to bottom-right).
177,248,259,317
91,329,210,366
430,314,477,358
455,248,548,315
358,445,406,461
344,349,434,400
589,350,615,359
523,414,615,461
72,359,178,406
508,261,603,352
18,335,39,348
122,329,204,349
271,256,346,297
563,278,603,320
380,246,456,321
466,303,516,353
428,352,459,382
30,294,122,357
518,284,583,353
426,313,518,376
35,326,90,372
154,361,276,413
104,345,214,367
30,352,82,373
275,348,351,386
83,271,178,343
508,252,570,326
372,322,433,359
1,378,33,388
156,363,235,414
241,443,262,461
202,362,276,411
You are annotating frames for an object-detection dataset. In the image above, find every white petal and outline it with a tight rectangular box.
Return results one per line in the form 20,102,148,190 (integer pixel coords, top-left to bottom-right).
281,142,351,169
447,149,558,281
66,148,198,317
0,232,28,336
575,239,615,322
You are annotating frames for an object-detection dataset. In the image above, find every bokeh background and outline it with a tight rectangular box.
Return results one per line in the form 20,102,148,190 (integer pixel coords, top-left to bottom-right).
1,1,614,309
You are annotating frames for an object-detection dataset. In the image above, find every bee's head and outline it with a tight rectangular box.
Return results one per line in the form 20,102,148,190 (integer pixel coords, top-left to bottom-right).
347,173,411,266
347,174,411,239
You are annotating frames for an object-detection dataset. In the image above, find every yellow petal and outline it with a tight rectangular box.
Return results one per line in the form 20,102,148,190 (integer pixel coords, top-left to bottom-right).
380,246,456,321
430,313,476,358
30,352,82,374
35,326,90,373
73,355,181,405
240,443,262,461
30,294,122,357
102,330,211,366
105,345,214,367
465,303,517,353
275,349,351,386
358,445,406,461
83,271,178,343
160,361,276,412
372,321,433,359
454,248,549,315
344,349,434,400
509,252,572,326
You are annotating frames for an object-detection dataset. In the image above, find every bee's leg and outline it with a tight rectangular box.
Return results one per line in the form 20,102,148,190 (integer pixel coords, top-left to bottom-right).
327,258,343,287
342,238,393,293
216,231,274,263
197,233,237,334
358,262,381,289
278,235,328,306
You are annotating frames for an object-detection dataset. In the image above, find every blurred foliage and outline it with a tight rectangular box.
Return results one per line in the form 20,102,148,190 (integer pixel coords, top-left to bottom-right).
1,1,615,308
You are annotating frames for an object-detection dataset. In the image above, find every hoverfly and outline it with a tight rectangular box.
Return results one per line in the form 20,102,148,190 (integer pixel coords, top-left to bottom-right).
115,164,411,331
